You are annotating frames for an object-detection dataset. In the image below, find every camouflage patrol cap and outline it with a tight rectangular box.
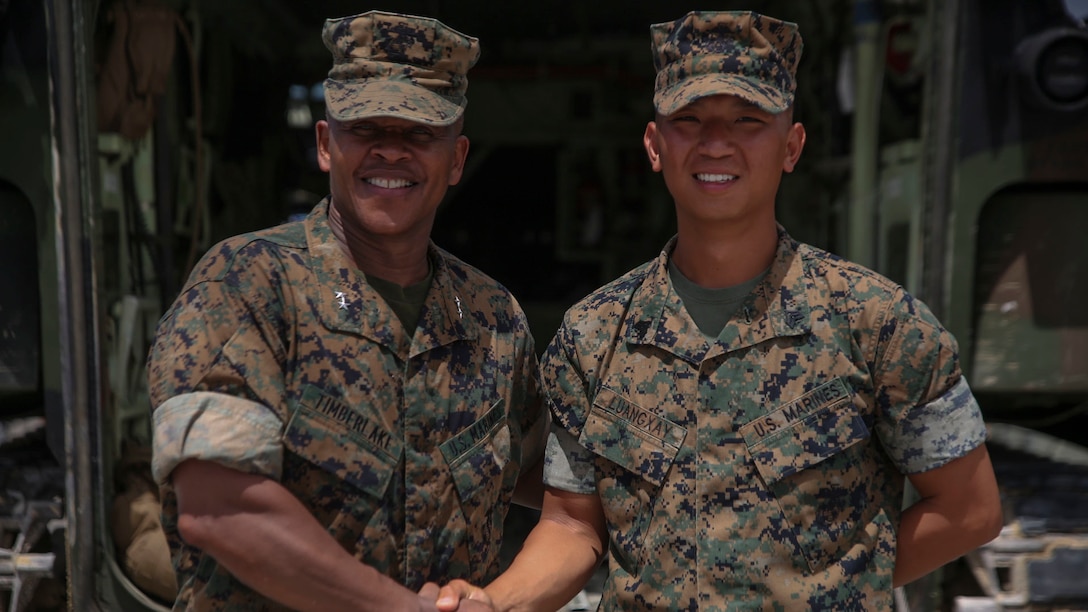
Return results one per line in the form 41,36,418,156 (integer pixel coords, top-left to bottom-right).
651,11,802,115
322,11,480,126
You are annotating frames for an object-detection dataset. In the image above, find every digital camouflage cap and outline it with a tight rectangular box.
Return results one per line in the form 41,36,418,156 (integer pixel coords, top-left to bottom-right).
651,10,803,115
322,10,481,126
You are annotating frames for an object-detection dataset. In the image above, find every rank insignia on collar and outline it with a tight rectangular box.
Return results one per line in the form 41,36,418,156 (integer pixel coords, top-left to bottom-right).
335,291,349,310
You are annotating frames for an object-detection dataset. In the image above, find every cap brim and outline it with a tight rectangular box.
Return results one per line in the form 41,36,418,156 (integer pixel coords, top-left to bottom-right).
324,78,466,126
654,73,791,116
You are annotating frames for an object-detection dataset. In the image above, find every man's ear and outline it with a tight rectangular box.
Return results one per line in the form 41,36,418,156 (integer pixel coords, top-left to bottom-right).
643,121,663,172
447,135,470,186
315,120,332,173
783,122,806,173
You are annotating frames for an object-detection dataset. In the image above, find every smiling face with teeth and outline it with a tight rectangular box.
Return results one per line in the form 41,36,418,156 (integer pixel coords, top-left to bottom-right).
316,115,469,250
643,93,805,232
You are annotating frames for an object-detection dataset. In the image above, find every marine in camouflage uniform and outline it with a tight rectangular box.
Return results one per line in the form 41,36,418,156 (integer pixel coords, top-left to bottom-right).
148,11,546,611
541,231,984,610
436,10,1002,612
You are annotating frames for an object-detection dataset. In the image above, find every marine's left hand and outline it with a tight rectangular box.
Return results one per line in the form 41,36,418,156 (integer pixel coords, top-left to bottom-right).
434,579,496,612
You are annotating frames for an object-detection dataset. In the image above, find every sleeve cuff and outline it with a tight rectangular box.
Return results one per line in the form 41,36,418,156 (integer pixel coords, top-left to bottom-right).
542,426,598,494
883,377,988,474
152,391,285,485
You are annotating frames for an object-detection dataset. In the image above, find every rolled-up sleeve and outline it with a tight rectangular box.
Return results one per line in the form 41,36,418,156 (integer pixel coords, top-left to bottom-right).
878,376,987,474
873,289,988,474
543,421,599,494
151,391,284,485
539,315,604,494
147,248,291,485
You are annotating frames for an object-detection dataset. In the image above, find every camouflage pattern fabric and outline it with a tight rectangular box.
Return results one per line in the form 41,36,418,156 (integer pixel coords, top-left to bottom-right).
651,11,803,115
148,198,546,610
541,228,987,611
323,10,480,126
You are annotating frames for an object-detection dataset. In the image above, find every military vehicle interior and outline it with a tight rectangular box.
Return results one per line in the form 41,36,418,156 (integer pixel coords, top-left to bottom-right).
79,0,861,348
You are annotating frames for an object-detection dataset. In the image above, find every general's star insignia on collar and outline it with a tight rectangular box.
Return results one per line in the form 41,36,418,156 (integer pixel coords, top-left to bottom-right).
454,295,463,319
335,291,349,310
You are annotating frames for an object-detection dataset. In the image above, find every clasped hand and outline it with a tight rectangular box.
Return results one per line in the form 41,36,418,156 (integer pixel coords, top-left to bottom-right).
418,580,495,612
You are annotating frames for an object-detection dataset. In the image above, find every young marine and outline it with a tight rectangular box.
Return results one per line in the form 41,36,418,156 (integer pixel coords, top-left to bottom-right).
438,10,1002,611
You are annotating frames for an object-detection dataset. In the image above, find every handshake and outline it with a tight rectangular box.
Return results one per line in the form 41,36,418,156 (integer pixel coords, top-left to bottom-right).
417,580,493,612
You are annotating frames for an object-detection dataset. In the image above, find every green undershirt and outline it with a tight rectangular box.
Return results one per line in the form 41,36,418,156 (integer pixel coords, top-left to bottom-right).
668,258,769,339
366,262,434,331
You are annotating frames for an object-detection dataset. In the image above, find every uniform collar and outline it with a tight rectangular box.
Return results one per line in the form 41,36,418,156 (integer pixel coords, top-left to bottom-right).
305,198,476,358
624,226,812,365
413,245,477,358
